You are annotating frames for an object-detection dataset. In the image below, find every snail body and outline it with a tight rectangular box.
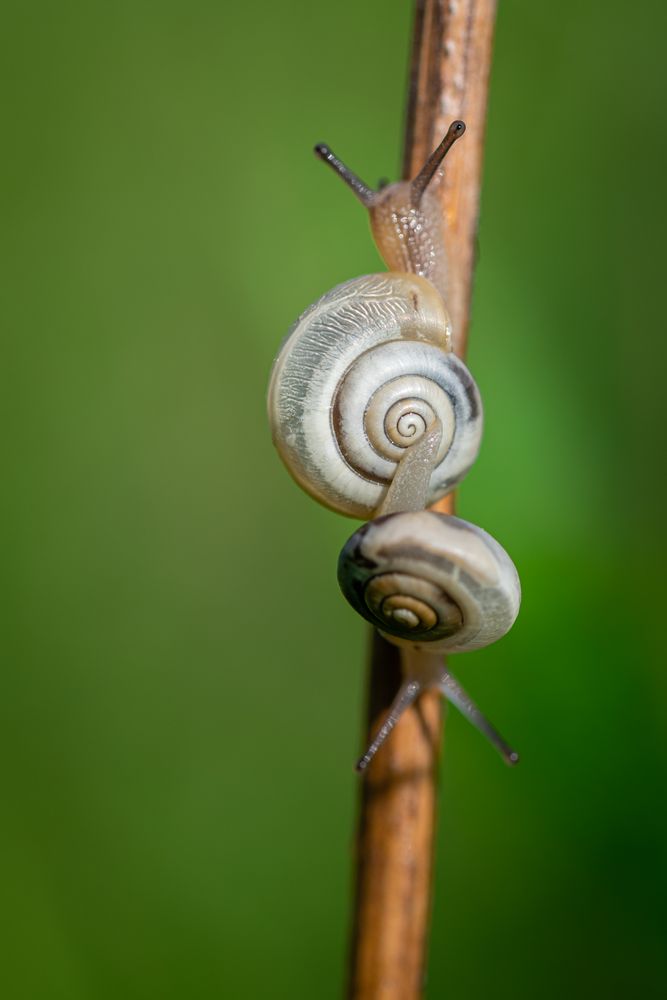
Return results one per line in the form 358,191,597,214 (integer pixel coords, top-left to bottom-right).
369,183,447,300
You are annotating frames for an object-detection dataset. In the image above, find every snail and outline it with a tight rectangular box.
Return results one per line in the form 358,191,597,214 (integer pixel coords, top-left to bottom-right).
337,509,521,769
267,122,482,520
267,121,522,768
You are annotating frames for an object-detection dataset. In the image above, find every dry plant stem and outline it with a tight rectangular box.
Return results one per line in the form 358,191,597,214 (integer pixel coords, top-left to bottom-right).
404,0,498,355
347,2,497,998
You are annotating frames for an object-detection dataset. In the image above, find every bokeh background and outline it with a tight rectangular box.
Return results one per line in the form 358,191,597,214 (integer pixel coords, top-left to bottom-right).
3,1,666,997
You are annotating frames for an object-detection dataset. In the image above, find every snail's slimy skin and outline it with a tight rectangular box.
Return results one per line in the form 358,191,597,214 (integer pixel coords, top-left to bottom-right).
338,511,521,654
268,273,482,520
370,185,448,304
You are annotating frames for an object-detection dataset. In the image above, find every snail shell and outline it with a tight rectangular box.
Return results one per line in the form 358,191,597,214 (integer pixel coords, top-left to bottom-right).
338,511,520,653
267,273,482,519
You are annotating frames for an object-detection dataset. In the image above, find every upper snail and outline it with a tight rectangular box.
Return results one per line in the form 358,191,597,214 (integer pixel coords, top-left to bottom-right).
268,122,481,519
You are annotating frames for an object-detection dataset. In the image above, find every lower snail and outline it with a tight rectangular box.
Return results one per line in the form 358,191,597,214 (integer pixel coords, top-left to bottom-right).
338,510,521,769
268,119,521,769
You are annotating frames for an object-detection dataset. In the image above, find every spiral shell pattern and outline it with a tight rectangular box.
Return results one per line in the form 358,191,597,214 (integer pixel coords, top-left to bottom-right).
268,273,482,519
338,511,521,653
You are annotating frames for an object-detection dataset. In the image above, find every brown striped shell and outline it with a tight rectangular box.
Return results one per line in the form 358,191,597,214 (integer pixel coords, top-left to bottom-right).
338,511,521,653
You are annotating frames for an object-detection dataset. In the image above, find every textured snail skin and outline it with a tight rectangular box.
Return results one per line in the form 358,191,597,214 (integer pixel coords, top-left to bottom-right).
267,273,482,520
370,185,448,304
338,511,520,654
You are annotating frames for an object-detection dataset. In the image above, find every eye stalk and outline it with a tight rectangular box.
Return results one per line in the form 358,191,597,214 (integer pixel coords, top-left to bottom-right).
313,143,376,207
314,120,466,207
410,120,466,205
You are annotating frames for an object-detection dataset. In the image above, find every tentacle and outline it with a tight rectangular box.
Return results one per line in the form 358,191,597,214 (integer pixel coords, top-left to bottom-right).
356,679,422,772
436,668,519,766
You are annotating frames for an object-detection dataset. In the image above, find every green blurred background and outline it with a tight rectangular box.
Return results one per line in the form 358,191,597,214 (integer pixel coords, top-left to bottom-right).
2,1,666,996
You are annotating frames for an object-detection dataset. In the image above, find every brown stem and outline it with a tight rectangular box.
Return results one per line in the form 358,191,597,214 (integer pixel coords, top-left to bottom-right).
347,2,498,997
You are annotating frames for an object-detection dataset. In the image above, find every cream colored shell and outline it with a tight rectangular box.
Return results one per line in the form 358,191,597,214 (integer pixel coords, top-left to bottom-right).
338,511,521,653
267,273,482,519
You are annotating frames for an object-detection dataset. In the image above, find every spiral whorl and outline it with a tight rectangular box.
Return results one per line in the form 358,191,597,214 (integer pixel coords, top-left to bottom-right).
338,512,521,653
364,570,463,636
268,273,482,519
